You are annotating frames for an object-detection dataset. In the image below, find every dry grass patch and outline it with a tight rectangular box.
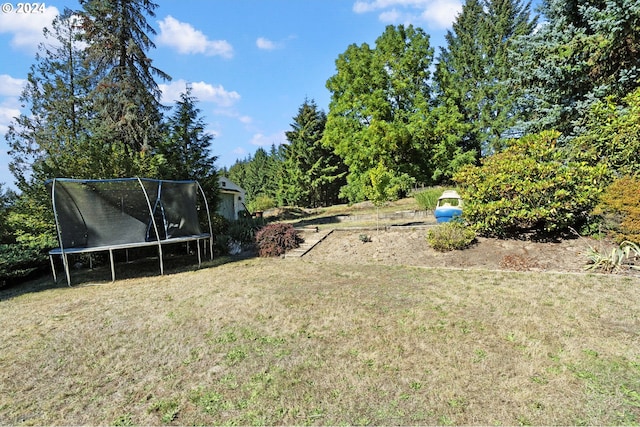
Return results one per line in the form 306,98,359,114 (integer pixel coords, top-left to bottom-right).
1,259,639,425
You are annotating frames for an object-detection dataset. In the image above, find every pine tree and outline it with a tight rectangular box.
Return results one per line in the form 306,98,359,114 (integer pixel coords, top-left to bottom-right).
281,99,346,207
160,85,219,209
435,0,537,155
79,0,171,153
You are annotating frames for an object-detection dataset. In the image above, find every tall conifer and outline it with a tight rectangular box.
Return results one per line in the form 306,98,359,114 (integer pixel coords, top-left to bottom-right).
282,99,346,207
512,0,640,138
435,0,537,154
79,0,170,153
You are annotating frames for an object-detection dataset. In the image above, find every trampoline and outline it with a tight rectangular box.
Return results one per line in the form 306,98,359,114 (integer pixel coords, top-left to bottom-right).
47,177,214,285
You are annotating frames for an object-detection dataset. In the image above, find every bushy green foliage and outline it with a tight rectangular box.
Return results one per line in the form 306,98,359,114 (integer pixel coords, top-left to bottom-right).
280,99,346,208
436,0,537,154
595,176,640,244
323,25,438,202
227,147,282,205
574,88,640,177
414,188,444,211
0,241,51,285
255,223,302,257
511,0,640,138
247,194,276,213
210,214,230,236
454,130,608,237
365,162,414,206
227,217,266,245
426,221,476,252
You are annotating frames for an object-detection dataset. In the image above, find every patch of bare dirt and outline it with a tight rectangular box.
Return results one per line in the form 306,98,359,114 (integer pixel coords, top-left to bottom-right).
302,228,619,274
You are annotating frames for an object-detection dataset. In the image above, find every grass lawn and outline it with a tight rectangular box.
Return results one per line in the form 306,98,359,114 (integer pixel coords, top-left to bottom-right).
1,256,639,426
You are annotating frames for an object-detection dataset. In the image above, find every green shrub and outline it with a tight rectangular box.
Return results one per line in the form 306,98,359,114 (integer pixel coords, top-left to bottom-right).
426,221,476,252
453,130,608,238
210,213,230,236
255,223,302,257
247,194,276,213
414,187,443,211
0,242,50,286
227,217,266,244
213,234,230,257
595,176,640,244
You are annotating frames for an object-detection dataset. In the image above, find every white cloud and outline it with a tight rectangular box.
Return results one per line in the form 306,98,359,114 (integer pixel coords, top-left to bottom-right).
256,37,277,50
353,0,461,29
160,80,241,108
0,75,26,97
0,105,21,139
420,0,462,28
0,77,26,138
157,15,233,58
250,131,287,147
233,147,248,156
0,5,59,53
206,127,220,139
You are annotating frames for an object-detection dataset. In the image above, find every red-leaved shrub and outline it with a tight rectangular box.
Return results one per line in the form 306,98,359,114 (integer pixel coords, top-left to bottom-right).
255,223,302,257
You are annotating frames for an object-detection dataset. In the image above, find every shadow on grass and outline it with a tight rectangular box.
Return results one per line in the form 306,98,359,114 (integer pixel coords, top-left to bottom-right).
0,248,258,301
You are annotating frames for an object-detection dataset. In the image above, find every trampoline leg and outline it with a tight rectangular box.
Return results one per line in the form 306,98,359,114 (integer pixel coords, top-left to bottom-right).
197,239,202,267
63,254,71,287
50,255,57,283
109,249,115,282
158,245,164,276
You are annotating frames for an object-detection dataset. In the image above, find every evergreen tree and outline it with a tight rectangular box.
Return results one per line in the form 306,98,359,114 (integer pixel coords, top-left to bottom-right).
6,9,96,247
79,0,171,153
281,99,346,207
160,85,219,209
228,147,281,206
435,0,537,155
7,9,94,192
512,0,640,139
324,25,434,202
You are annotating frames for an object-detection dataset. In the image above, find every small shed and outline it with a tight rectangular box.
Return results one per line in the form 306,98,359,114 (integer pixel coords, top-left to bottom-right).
217,176,246,221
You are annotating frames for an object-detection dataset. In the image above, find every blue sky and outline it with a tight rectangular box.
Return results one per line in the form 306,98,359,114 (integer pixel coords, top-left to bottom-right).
0,0,529,189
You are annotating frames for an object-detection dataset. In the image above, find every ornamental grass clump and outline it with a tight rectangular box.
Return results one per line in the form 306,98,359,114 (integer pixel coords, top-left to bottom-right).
584,240,640,273
255,223,303,257
414,187,443,211
426,221,476,252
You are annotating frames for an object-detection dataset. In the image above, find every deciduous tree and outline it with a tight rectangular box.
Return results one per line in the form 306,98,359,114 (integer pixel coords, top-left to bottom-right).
324,25,434,202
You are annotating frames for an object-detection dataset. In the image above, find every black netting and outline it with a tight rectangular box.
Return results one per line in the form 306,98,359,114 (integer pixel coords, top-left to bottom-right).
47,178,205,250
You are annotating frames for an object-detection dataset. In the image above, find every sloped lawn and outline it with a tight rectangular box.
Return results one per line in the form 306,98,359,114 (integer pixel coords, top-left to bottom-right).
0,258,638,425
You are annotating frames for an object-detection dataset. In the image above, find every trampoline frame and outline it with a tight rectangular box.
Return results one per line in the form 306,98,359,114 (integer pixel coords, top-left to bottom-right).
48,177,214,286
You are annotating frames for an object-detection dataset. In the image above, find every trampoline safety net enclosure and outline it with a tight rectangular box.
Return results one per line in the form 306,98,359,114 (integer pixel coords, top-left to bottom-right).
47,177,213,285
